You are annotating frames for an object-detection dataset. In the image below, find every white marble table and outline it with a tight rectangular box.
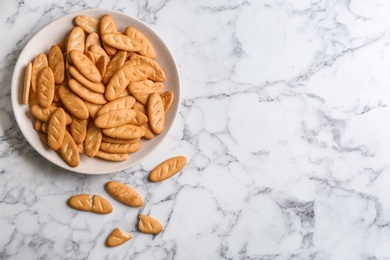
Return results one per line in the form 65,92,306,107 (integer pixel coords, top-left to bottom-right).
2,0,390,259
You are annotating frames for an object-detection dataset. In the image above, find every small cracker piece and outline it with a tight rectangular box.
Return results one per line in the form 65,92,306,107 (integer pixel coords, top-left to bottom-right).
91,195,113,214
67,194,92,211
138,214,163,234
105,228,132,247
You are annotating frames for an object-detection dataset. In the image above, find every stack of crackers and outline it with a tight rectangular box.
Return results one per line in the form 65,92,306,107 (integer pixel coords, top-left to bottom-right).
22,14,174,168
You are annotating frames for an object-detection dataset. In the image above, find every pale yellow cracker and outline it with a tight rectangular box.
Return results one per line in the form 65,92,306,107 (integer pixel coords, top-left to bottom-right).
59,130,80,167
68,66,105,94
74,15,100,34
105,62,134,101
105,228,132,247
58,84,89,120
23,62,32,104
160,90,174,113
125,26,156,59
102,50,127,84
102,124,145,139
68,79,107,105
96,96,135,117
66,26,85,53
102,33,142,52
147,93,165,134
149,156,187,182
48,45,65,84
100,141,141,154
84,120,102,158
105,181,144,207
37,66,55,108
70,116,88,144
95,150,129,162
94,109,136,128
69,50,102,83
138,214,163,234
47,107,66,150
31,53,48,93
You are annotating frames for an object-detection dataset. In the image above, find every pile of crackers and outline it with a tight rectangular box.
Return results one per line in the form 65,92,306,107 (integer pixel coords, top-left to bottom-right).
22,14,174,167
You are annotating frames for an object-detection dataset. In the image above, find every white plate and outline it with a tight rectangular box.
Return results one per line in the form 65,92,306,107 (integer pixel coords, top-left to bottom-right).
11,9,180,174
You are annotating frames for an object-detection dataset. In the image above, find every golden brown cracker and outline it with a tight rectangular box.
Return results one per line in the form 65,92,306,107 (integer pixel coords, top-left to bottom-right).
149,156,187,182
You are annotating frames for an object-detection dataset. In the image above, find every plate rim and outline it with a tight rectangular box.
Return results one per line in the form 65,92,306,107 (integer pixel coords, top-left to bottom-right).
11,9,181,175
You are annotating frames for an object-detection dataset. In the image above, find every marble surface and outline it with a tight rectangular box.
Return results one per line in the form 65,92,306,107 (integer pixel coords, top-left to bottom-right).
2,0,390,259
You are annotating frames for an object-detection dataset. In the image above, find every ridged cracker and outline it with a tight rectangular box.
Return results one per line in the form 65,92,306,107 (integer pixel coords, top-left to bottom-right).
68,78,107,105
84,120,102,158
47,107,66,150
147,93,165,134
149,156,187,182
59,130,80,167
105,228,132,247
102,124,145,139
94,109,136,128
48,45,65,84
58,84,89,120
105,181,144,207
37,66,55,108
125,26,156,59
138,214,163,234
69,50,101,83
